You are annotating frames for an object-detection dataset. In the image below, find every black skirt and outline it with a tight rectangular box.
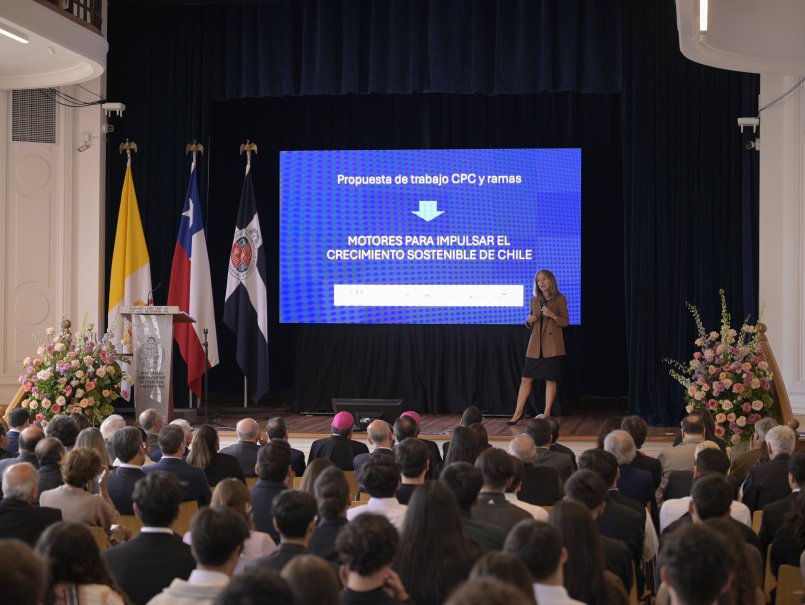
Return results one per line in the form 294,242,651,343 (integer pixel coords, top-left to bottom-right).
522,355,563,381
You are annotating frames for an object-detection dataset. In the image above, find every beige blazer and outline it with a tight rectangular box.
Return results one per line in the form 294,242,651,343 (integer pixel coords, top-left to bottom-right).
525,294,569,358
39,484,118,530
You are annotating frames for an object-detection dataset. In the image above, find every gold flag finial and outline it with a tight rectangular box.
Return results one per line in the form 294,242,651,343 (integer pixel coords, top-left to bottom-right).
239,140,258,174
119,139,138,162
186,141,204,173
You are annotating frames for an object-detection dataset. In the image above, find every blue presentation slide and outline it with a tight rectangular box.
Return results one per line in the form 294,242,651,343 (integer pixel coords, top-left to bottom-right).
279,148,581,325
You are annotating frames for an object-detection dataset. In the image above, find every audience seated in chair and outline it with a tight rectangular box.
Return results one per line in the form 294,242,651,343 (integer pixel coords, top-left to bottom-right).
308,412,369,471
6,407,31,455
107,426,147,515
187,425,245,487
742,425,797,513
0,425,44,487
139,408,164,459
440,461,507,552
250,439,291,543
336,513,411,605
443,425,480,467
621,415,662,488
267,417,306,478
760,451,805,562
508,433,562,507
213,569,294,605
347,458,407,531
245,489,322,574
605,429,654,506
352,419,395,486
45,415,79,452
394,437,429,505
505,456,549,520
104,471,196,605
281,554,342,605
36,436,65,495
546,416,578,472
662,440,721,502
445,577,535,605
0,462,61,545
660,447,751,532
730,417,777,486
469,551,537,603
143,425,211,506
472,448,532,534
399,410,443,479
39,447,118,531
526,418,574,482
442,406,483,459
219,418,265,478
298,458,335,495
309,466,351,562
0,537,46,605
148,506,249,605
36,522,127,605
657,414,706,503
0,425,14,461
99,414,127,466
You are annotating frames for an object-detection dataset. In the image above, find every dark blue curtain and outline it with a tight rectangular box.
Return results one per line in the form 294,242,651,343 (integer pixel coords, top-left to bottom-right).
105,0,758,424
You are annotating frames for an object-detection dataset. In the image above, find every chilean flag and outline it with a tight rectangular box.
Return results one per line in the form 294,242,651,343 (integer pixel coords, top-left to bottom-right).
167,167,219,396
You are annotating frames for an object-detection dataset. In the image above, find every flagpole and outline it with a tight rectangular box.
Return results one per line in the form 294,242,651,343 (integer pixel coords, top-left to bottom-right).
239,141,259,409
244,377,248,408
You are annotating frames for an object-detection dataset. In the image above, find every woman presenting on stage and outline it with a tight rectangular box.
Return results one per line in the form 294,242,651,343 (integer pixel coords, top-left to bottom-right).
508,269,569,424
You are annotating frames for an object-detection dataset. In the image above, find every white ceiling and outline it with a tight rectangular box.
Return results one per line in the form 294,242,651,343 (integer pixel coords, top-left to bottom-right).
678,0,805,74
0,0,106,90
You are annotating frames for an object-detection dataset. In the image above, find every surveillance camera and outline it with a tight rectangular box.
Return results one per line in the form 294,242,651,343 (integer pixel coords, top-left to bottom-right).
746,138,760,151
102,123,114,134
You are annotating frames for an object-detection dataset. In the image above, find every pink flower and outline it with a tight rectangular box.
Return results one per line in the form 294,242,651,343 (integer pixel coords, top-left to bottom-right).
758,361,769,371
693,352,702,360
64,385,72,396
742,362,752,372
742,403,752,413
22,382,32,392
51,404,61,414
714,426,726,437
732,383,745,393
751,400,764,411
707,399,718,410
35,413,45,421
85,381,96,391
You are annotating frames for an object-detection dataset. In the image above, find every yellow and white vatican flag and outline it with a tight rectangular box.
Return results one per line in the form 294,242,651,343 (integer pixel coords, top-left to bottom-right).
107,158,152,399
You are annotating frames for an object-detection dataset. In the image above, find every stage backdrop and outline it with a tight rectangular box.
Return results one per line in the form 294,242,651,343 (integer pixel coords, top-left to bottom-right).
105,0,758,424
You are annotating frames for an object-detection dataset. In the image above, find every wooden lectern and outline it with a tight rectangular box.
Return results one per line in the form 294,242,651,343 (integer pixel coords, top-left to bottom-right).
122,306,194,421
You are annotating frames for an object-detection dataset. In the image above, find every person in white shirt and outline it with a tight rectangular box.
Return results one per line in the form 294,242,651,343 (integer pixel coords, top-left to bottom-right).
504,520,585,605
147,506,249,605
347,458,407,531
660,448,751,532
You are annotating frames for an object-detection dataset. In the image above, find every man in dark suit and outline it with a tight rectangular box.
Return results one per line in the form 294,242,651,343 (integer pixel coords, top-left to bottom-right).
107,427,147,515
138,408,164,458
0,462,61,545
245,490,320,573
35,437,63,494
143,425,211,506
104,472,195,605
665,473,761,552
545,416,577,471
741,425,797,512
250,440,291,543
525,418,574,482
760,451,805,558
308,412,368,471
0,426,15,461
441,461,507,551
353,419,395,484
0,426,44,496
508,434,562,506
563,469,635,593
267,417,306,477
621,415,662,488
604,429,654,507
5,407,31,456
399,410,443,479
219,417,264,478
472,448,531,534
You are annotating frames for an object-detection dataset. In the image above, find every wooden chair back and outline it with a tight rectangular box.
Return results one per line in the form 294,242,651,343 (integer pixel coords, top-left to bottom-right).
117,514,142,537
776,565,804,605
172,500,199,536
344,471,359,501
246,476,259,488
753,510,763,535
765,545,777,602
88,526,108,551
291,476,303,489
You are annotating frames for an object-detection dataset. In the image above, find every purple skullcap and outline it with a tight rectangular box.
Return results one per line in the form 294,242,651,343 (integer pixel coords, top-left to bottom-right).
401,411,421,425
332,411,354,430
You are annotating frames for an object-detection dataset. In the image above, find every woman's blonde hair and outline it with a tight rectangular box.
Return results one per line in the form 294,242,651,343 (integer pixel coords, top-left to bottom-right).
211,478,253,529
75,427,110,467
187,425,218,471
534,269,559,301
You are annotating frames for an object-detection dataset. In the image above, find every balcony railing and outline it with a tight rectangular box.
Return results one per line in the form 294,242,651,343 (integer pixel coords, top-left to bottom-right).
35,0,102,33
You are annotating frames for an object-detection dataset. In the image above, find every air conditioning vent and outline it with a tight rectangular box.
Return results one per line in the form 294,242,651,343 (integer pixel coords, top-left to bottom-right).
12,89,56,144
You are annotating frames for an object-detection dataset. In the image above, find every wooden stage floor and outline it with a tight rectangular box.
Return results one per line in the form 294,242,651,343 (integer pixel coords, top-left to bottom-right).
202,409,679,442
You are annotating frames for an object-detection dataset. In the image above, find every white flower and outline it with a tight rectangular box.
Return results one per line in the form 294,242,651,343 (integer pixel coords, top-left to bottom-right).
96,367,106,377
56,396,66,406
83,356,94,365
45,327,55,335
75,389,84,398
75,370,84,379
736,416,747,427
41,398,51,409
53,343,66,352
22,357,31,366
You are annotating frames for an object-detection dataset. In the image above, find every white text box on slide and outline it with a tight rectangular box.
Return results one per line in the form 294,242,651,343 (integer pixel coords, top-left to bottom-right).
333,284,524,307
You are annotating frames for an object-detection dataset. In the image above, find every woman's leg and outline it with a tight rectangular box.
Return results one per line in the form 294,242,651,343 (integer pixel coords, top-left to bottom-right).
510,377,534,421
539,380,557,417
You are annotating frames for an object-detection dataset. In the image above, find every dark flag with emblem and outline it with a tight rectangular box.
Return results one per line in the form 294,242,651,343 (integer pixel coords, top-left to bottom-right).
223,166,269,403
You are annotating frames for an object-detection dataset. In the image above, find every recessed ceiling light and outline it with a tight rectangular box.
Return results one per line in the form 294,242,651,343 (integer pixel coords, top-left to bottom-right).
0,23,29,44
700,0,708,33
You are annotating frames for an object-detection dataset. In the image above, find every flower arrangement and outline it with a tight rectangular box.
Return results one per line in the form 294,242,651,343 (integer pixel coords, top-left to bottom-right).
18,317,131,426
667,290,775,445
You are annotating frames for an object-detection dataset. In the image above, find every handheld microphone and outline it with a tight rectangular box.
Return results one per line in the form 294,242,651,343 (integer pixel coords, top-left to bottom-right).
147,283,162,305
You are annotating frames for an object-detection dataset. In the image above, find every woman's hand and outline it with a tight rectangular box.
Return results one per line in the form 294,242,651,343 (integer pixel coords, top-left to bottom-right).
543,308,557,320
526,314,537,324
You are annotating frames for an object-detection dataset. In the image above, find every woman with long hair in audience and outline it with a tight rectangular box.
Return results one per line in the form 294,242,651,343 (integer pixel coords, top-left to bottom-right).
548,500,628,605
186,424,245,486
396,481,482,605
309,466,351,562
75,427,111,467
183,478,276,574
596,417,623,449
36,521,130,605
470,552,536,604
39,447,118,531
281,554,341,605
443,426,479,467
299,457,336,494
469,423,492,454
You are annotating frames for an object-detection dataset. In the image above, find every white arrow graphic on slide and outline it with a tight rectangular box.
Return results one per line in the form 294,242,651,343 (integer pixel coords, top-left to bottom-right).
412,200,444,222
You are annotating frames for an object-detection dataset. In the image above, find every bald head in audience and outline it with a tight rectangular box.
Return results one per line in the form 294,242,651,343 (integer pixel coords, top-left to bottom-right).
367,420,393,450
2,462,40,503
139,409,163,434
19,426,45,455
237,418,261,443
508,434,538,465
35,438,63,468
